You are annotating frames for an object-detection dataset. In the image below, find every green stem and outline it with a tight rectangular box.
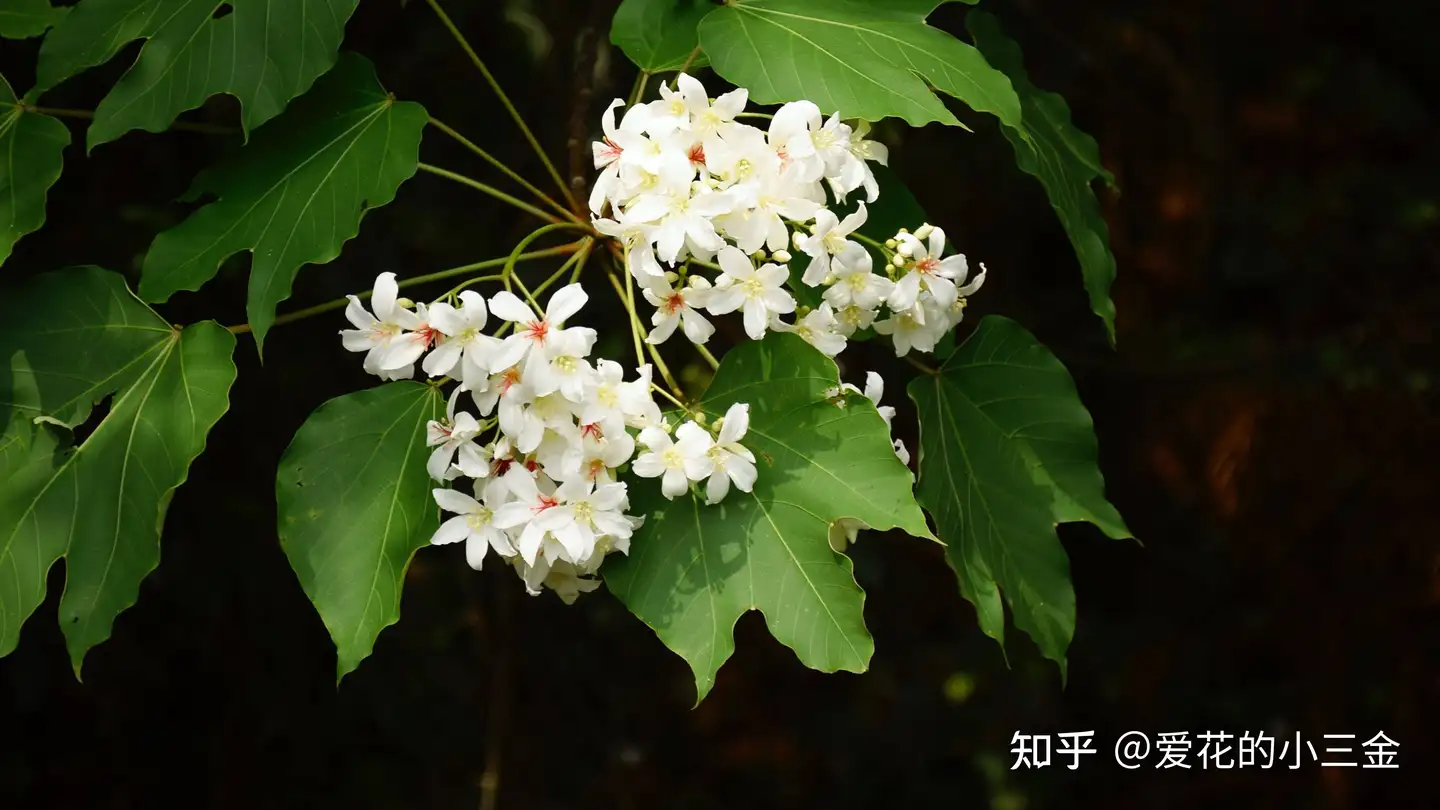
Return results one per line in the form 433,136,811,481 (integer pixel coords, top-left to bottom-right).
695,342,720,370
417,162,563,224
502,223,591,296
426,116,579,223
650,384,687,412
606,268,685,404
627,71,651,108
533,239,593,300
567,239,593,284
904,355,939,375
224,245,579,334
424,0,580,214
678,45,703,75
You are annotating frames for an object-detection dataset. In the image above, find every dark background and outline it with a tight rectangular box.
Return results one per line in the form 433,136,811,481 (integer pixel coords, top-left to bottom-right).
1,0,1434,807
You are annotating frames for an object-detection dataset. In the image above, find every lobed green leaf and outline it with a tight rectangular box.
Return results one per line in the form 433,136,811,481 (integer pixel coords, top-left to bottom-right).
611,0,713,72
0,74,70,267
605,332,931,702
967,11,1120,342
0,267,236,673
138,52,427,354
908,316,1128,679
35,0,360,148
699,0,1020,129
0,0,67,39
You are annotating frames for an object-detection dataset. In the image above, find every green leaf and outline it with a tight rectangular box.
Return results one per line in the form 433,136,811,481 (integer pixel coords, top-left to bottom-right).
276,382,444,679
605,333,931,702
138,52,427,354
0,266,236,672
1,74,70,267
699,0,1020,129
967,11,1119,342
0,0,67,38
908,316,1128,678
34,0,360,149
611,0,713,72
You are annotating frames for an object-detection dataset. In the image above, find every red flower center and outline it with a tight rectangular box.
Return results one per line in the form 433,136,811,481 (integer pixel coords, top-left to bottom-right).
525,320,550,343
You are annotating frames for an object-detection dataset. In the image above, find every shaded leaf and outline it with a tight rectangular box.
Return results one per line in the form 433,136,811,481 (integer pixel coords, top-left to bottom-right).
908,316,1127,677
138,53,427,353
699,0,1020,128
611,0,712,72
35,0,359,148
967,11,1120,341
605,332,930,702
0,267,236,672
276,382,443,679
0,0,66,38
0,74,70,267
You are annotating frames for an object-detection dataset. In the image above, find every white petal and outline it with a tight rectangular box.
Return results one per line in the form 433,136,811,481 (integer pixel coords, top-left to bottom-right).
545,284,588,325
431,515,471,546
489,290,536,324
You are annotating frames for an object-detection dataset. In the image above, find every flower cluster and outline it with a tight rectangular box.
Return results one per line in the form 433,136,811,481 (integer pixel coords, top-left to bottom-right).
340,273,756,602
590,73,987,359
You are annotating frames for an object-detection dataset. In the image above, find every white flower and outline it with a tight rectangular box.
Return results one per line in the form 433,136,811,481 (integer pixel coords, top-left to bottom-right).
715,171,822,254
643,275,715,345
487,284,597,373
426,391,488,481
700,403,757,504
889,225,974,311
431,487,517,571
675,73,748,139
423,290,499,385
590,99,654,213
775,303,848,358
633,423,712,498
537,478,635,564
340,272,425,379
863,372,895,426
706,246,795,340
873,303,945,357
538,560,604,604
593,215,663,282
822,254,892,311
768,101,825,182
832,120,888,203
624,176,732,265
797,204,870,286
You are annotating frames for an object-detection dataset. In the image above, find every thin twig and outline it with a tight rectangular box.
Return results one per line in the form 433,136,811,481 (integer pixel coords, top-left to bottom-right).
606,268,686,403
425,0,581,213
627,71,651,108
224,245,580,334
695,342,720,370
417,162,564,224
678,45,703,74
427,116,579,222
904,355,940,375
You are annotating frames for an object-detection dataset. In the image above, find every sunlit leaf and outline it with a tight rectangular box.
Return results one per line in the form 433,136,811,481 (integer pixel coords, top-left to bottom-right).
0,267,236,672
605,333,931,702
699,0,1020,128
275,382,444,679
138,53,427,354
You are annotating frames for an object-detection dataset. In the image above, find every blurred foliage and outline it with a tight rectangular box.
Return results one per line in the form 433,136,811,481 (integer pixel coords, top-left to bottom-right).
0,0,1433,807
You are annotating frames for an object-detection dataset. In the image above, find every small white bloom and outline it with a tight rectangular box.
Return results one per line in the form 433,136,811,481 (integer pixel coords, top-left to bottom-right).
340,272,425,379
797,204,870,286
775,303,848,358
633,423,712,499
431,487,517,571
643,275,715,345
706,246,795,340
700,403,758,504
488,284,597,373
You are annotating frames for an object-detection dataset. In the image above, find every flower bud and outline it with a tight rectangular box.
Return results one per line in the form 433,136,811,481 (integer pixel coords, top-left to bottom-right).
753,250,769,262
897,241,916,258
892,255,906,268
913,223,935,240
884,239,898,249
793,231,806,249
694,412,709,427
773,249,792,263
395,297,415,309
665,271,680,284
